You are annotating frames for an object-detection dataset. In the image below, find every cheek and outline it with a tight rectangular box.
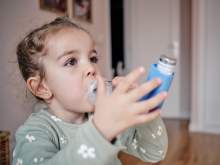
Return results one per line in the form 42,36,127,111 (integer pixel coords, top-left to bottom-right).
67,81,83,98
46,70,84,100
55,77,82,96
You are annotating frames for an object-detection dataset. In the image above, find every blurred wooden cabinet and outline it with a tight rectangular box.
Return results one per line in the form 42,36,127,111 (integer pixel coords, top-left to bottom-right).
0,131,10,165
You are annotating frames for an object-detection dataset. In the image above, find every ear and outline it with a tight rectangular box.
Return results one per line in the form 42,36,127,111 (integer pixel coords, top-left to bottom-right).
26,76,53,100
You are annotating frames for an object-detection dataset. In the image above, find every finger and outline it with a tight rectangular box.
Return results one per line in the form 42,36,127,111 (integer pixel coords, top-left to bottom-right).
130,83,139,89
112,76,124,87
127,78,162,101
136,110,161,124
133,92,167,114
112,77,139,91
96,75,106,97
115,67,145,94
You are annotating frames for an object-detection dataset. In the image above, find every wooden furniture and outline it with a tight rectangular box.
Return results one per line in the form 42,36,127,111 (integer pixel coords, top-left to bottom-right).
119,152,160,165
0,131,10,165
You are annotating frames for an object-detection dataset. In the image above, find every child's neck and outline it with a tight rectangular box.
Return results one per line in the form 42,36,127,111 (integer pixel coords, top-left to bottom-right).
47,101,86,124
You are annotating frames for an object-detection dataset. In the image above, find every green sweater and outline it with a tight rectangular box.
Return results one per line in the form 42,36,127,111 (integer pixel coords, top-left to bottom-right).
13,108,168,165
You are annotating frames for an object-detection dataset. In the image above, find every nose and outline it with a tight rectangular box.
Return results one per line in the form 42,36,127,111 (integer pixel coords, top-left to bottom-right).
84,64,96,78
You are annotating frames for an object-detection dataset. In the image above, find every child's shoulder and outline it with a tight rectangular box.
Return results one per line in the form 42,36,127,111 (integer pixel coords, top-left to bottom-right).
14,109,68,156
15,109,61,139
25,109,56,126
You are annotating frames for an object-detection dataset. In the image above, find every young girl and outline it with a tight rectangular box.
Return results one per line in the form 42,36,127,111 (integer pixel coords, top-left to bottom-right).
13,17,168,165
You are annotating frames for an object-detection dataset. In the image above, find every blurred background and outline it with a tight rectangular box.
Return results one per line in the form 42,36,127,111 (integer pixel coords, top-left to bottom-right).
0,0,220,164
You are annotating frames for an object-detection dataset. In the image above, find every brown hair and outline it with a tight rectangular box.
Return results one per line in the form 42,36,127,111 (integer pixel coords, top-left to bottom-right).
17,17,88,99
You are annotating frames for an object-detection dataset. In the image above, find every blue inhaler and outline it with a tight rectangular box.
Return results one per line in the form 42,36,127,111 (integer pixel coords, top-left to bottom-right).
141,55,177,110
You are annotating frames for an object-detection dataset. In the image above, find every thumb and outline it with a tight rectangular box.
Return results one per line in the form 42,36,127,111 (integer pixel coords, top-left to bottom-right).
96,75,105,98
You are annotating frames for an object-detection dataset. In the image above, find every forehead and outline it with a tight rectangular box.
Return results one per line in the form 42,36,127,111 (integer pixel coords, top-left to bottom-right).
45,27,94,57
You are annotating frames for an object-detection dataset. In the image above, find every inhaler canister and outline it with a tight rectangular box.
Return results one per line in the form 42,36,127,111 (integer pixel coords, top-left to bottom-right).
141,54,177,110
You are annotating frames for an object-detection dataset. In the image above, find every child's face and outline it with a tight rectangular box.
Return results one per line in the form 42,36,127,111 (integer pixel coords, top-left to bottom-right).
42,27,100,113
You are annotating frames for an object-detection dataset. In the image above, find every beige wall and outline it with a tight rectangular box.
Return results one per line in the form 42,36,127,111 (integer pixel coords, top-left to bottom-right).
190,0,220,134
0,0,111,146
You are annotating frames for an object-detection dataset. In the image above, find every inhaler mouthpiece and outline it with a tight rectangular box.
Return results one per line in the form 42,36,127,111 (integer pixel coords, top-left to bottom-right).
87,80,112,105
87,80,97,105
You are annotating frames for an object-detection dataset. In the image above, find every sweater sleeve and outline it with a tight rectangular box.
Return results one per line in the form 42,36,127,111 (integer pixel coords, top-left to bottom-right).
120,116,168,163
13,120,124,165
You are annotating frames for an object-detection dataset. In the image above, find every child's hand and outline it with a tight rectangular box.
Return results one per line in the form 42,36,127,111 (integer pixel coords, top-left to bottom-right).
92,67,167,141
112,76,138,90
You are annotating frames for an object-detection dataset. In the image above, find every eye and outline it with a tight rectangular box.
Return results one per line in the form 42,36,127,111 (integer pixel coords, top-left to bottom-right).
90,56,99,64
64,57,78,66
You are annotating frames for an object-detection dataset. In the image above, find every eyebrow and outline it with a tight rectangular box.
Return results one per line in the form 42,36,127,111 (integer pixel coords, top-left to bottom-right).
56,50,79,61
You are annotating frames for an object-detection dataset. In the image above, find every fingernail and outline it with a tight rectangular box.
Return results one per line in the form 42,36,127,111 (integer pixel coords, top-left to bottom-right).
139,66,145,73
157,78,162,84
162,92,168,98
